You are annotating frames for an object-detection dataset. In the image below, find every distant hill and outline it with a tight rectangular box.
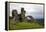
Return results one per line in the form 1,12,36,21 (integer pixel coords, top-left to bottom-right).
35,18,44,26
36,18,44,23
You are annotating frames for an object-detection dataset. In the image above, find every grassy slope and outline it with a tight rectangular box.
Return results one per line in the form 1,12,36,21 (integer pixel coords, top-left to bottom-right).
9,19,44,30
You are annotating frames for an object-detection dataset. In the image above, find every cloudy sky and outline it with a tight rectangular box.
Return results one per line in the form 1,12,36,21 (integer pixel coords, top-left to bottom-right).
9,3,44,19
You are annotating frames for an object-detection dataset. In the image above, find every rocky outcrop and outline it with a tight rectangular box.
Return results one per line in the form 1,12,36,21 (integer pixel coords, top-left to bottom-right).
11,8,34,23
26,16,34,22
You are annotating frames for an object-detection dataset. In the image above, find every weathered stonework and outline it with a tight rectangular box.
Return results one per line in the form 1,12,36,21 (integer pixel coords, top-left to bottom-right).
12,8,34,23
21,8,26,22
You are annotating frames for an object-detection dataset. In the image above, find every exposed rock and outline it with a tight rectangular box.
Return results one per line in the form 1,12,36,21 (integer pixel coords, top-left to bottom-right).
11,8,34,23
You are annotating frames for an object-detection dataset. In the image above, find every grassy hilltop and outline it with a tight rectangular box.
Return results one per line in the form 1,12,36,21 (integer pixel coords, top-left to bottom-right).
9,19,44,30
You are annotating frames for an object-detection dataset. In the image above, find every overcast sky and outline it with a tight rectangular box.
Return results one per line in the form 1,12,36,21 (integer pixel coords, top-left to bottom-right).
9,3,44,19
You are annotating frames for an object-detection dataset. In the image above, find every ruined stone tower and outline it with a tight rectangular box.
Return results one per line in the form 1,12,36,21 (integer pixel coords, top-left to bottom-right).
12,9,19,22
21,8,26,22
12,8,26,22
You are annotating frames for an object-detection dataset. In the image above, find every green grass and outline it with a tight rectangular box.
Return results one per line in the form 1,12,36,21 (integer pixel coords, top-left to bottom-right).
9,19,44,30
